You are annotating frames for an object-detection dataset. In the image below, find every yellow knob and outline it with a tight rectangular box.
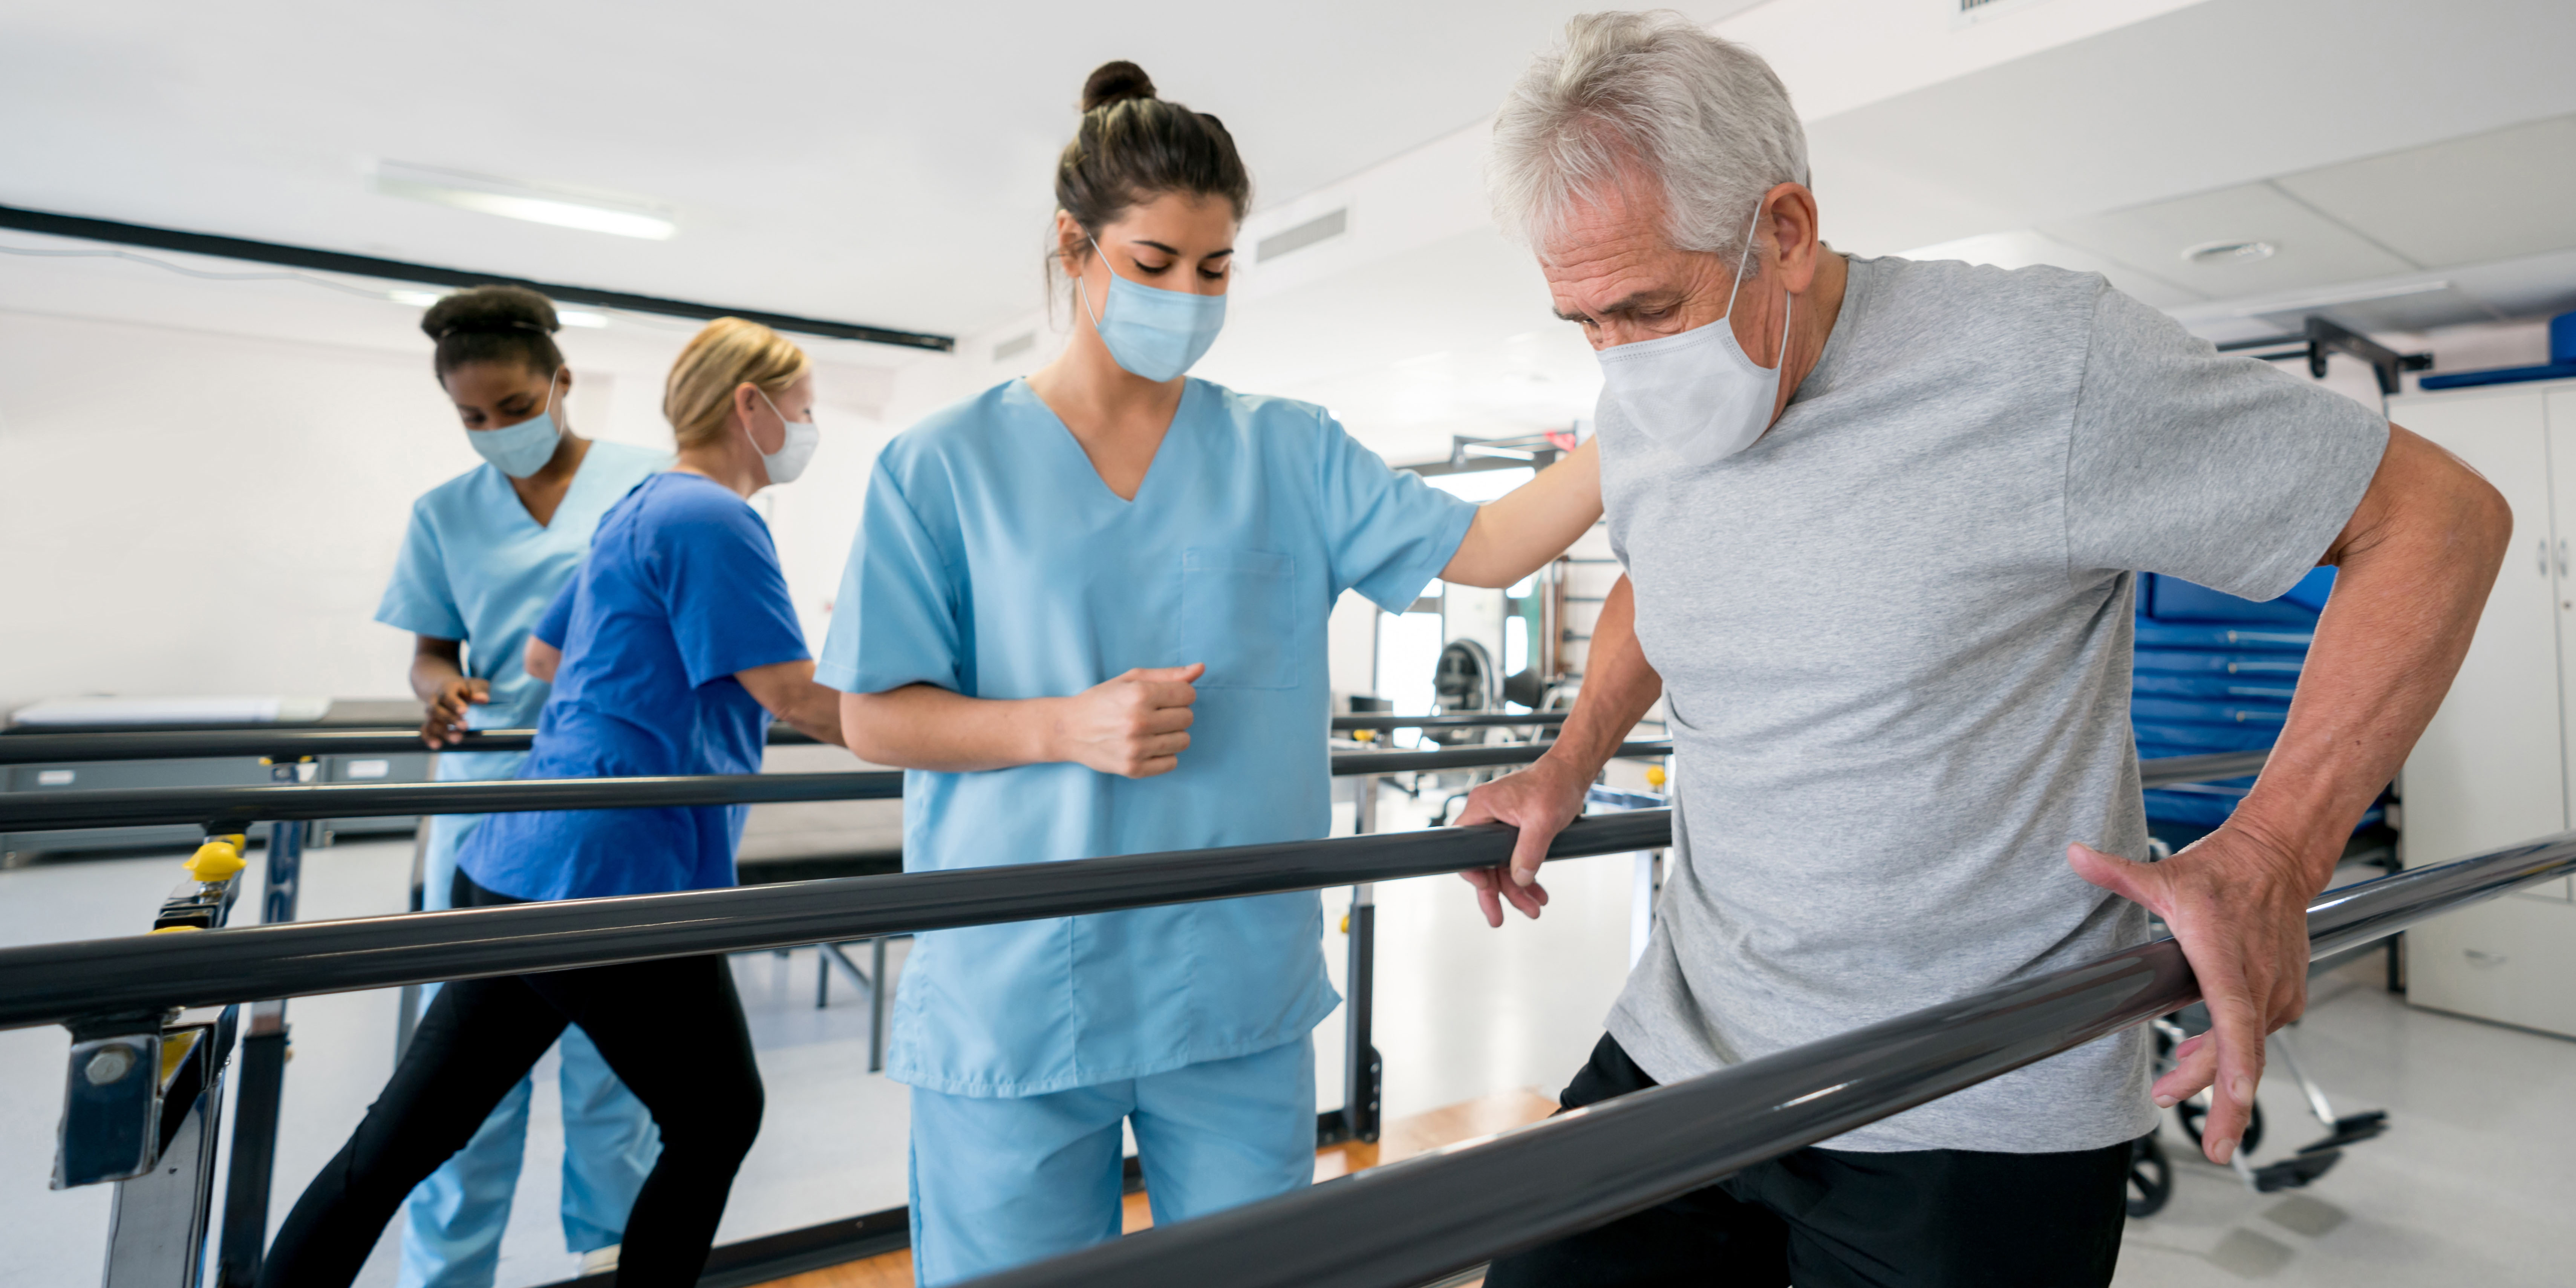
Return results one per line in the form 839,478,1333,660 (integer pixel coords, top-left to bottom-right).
1339,914,1351,934
150,925,203,934
1354,729,1376,743
186,840,245,882
1645,765,1667,789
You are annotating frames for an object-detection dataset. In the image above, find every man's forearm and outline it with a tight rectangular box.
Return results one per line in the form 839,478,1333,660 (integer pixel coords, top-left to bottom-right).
1541,574,1663,780
2233,426,2511,882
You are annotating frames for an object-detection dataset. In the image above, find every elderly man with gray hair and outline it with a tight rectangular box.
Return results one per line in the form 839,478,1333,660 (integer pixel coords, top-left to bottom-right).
1459,11,2509,1285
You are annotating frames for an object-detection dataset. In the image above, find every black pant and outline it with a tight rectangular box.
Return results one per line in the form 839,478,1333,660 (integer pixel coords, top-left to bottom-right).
258,873,764,1288
1484,1035,2128,1288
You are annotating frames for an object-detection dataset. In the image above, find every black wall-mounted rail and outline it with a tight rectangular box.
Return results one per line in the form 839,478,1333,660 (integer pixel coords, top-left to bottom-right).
966,829,2576,1288
0,204,953,352
0,812,1673,1031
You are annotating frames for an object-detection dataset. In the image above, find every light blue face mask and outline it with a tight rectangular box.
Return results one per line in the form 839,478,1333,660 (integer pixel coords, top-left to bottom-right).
1078,239,1227,382
467,371,565,478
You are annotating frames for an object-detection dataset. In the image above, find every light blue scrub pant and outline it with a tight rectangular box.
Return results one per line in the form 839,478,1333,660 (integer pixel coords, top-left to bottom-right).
396,813,661,1288
907,1036,1316,1286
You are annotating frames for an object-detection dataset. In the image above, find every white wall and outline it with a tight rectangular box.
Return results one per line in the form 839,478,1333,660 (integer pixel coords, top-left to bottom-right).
0,306,906,718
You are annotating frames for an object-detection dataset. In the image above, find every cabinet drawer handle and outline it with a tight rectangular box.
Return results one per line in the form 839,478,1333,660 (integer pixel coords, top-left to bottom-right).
2560,539,2569,578
2544,541,2554,577
2464,948,2510,967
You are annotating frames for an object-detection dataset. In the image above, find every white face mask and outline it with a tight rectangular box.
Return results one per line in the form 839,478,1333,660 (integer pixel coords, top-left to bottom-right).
1592,206,1792,467
751,388,819,485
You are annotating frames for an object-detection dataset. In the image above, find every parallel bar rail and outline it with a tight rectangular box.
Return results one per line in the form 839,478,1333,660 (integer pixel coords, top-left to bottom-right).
0,743,1674,832
967,830,2576,1288
0,813,1673,1031
0,713,1583,764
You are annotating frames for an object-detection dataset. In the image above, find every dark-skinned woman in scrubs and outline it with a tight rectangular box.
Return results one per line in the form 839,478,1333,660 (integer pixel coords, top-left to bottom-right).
373,285,661,1286
820,62,1604,1285
264,318,847,1288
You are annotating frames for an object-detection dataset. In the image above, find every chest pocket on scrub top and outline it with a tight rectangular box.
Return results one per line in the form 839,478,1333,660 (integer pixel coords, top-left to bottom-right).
1179,547,1297,690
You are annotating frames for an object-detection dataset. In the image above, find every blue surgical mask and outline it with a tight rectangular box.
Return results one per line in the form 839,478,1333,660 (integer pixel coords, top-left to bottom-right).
467,371,565,478
1077,239,1226,381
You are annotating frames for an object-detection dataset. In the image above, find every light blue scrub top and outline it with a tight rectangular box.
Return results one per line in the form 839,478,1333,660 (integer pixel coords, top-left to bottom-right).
819,378,1474,1097
374,440,669,787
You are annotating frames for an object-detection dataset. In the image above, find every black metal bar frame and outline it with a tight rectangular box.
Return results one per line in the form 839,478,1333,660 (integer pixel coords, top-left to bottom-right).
963,830,2576,1288
0,204,953,352
0,743,1676,832
0,812,1675,1031
2,713,1575,764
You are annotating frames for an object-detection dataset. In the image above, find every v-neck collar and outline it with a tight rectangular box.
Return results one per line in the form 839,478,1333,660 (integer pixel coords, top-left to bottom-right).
1014,377,1194,508
494,441,609,534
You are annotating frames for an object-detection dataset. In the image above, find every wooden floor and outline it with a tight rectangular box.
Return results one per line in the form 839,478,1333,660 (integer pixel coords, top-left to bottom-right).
760,1088,1557,1288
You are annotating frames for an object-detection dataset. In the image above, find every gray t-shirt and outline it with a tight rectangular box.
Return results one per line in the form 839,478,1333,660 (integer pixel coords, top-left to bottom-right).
1598,254,2387,1153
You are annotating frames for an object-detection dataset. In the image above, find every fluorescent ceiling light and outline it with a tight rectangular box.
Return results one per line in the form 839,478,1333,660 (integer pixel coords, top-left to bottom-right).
373,161,678,241
386,288,607,328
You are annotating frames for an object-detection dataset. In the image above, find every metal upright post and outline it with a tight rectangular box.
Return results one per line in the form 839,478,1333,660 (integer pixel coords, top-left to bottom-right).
217,787,304,1288
1343,775,1383,1144
101,1055,227,1288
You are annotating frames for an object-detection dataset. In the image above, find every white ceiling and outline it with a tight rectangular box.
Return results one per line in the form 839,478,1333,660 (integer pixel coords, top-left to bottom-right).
6,0,2574,464
0,0,1762,343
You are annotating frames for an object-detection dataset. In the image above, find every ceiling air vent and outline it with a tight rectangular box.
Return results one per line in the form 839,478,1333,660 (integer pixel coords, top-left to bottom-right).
1258,208,1348,263
993,332,1036,363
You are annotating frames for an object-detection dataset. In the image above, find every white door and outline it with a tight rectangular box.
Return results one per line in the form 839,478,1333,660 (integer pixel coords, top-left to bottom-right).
2402,386,2576,1037
2397,389,2565,868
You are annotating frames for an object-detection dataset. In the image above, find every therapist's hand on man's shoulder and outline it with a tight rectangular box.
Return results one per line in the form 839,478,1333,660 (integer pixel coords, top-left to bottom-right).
1053,664,1202,778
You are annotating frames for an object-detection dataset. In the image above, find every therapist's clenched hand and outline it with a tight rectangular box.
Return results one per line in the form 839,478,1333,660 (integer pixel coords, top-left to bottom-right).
422,677,489,748
1054,665,1202,778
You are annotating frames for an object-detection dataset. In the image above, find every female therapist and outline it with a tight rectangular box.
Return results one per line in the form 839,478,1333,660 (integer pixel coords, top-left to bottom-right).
821,63,1602,1284
263,317,845,1288
374,285,662,1286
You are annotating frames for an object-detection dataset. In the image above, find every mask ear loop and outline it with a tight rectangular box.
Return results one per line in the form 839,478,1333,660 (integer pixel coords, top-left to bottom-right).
747,385,788,458
1073,236,1110,330
1722,203,1795,375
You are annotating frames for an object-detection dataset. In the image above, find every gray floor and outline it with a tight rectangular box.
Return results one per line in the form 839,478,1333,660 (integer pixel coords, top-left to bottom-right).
3,794,2572,1286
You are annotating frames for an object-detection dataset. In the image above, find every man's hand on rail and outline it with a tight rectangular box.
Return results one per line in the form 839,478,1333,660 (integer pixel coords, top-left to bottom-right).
1458,573,1665,928
1456,756,1584,925
2069,831,2316,1166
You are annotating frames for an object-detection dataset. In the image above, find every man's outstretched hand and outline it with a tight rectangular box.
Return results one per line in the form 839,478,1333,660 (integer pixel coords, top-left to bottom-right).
1456,754,1593,927
2068,828,2322,1165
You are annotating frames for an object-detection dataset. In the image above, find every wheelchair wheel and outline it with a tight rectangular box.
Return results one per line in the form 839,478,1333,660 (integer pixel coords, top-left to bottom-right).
2125,1134,2172,1218
2176,1098,2264,1155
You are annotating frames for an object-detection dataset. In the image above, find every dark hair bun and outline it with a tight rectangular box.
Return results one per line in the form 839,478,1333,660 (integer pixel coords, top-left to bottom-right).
419,284,559,344
1081,61,1157,113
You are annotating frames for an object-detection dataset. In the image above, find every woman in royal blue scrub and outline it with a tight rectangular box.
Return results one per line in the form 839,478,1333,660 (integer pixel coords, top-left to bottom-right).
820,62,1603,1285
372,285,662,1287
265,318,848,1288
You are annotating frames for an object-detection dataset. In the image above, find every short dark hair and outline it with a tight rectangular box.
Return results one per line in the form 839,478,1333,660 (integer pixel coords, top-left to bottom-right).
1055,61,1252,240
419,285,565,381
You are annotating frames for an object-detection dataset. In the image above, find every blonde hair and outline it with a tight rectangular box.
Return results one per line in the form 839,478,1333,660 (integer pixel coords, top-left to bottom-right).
663,318,811,449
